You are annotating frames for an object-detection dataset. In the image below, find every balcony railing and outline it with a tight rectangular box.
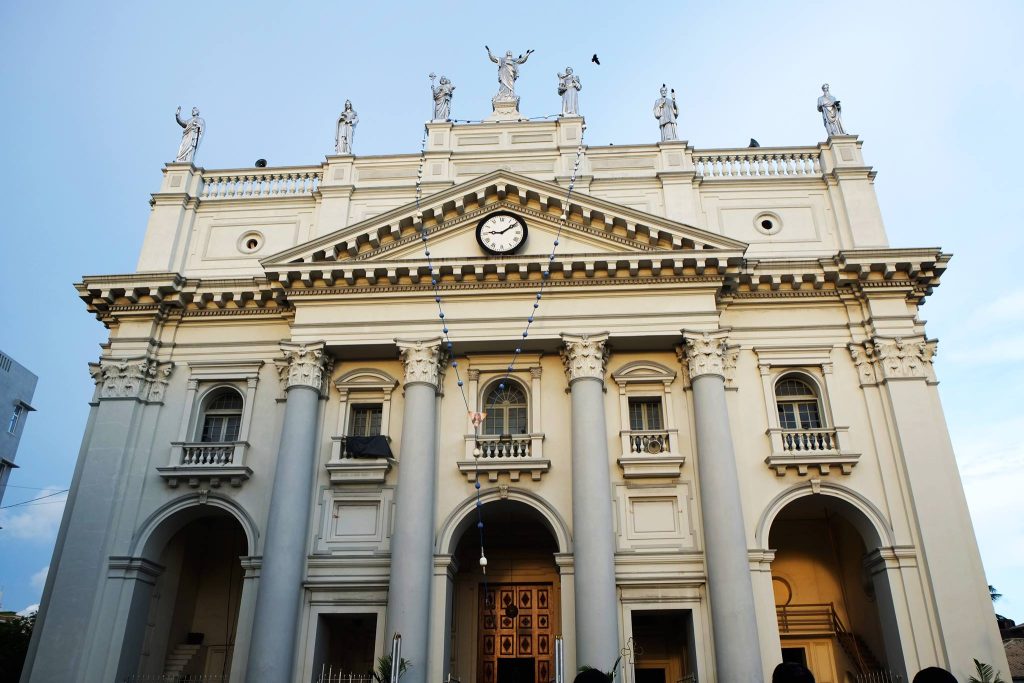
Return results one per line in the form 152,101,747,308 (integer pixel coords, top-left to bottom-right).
326,435,393,485
766,426,858,476
624,429,671,455
459,434,548,482
776,602,844,635
315,669,374,683
199,167,321,200
159,441,251,488
124,676,227,682
617,428,684,479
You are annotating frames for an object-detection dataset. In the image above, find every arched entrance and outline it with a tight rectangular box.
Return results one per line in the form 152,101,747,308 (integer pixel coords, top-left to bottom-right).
447,499,565,683
130,501,252,679
767,494,895,683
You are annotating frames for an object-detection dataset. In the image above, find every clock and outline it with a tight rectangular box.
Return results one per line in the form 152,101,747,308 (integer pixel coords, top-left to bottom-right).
476,212,527,255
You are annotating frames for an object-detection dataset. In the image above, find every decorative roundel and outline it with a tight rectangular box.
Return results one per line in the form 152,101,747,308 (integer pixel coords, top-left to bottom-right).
476,211,528,255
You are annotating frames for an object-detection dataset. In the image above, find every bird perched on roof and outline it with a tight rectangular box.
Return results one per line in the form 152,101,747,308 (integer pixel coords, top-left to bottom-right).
591,54,600,65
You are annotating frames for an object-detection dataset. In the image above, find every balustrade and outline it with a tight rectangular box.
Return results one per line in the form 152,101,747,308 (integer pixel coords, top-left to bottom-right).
459,433,548,481
476,434,533,459
780,428,837,453
160,441,251,487
694,150,821,179
180,442,237,465
625,429,671,455
200,168,321,199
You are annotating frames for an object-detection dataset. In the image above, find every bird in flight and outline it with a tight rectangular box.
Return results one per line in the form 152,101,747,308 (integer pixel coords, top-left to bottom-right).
591,54,600,65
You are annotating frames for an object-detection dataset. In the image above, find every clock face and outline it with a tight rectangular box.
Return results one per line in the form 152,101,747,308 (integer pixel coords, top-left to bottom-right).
476,212,527,255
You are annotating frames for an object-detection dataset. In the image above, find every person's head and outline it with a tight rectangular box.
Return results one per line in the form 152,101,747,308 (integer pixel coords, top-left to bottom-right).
565,67,573,74
660,84,668,96
822,83,830,93
772,662,815,683
191,107,199,117
573,670,611,683
344,100,352,110
506,50,513,58
912,667,957,683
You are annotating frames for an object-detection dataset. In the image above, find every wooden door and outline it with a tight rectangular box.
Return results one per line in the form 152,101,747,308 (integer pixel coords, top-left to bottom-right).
479,583,554,683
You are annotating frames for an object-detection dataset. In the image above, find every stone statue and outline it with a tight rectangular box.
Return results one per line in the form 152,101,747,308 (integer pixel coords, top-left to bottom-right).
429,73,455,121
485,45,534,103
335,100,359,155
653,85,679,142
557,67,581,116
817,83,846,136
174,106,205,163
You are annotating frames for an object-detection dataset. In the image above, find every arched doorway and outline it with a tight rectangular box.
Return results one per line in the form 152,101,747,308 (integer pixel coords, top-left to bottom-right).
768,495,894,683
133,506,250,679
448,499,564,683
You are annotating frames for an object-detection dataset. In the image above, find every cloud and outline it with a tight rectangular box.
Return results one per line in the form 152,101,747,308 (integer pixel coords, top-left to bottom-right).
17,604,39,617
29,566,49,591
0,488,67,541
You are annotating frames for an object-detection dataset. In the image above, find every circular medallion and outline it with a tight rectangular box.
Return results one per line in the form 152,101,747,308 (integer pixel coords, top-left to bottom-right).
476,211,527,255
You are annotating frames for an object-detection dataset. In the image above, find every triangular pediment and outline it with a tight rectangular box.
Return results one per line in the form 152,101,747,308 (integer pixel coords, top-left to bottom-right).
263,170,747,269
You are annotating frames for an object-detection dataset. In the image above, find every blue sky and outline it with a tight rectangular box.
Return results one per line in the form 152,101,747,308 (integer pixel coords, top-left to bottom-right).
1,0,1021,624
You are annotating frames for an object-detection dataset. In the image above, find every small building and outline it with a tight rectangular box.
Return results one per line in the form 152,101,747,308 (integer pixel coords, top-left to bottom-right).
0,350,37,507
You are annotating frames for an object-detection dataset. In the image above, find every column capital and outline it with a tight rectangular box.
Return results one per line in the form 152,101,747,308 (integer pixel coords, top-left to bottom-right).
277,341,332,392
679,330,730,380
89,355,175,402
396,337,447,390
560,332,610,383
849,335,937,384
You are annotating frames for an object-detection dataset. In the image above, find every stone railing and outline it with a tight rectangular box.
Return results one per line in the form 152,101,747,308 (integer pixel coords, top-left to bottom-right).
159,441,251,487
200,167,322,199
694,149,821,179
460,434,548,482
766,426,858,476
623,429,671,455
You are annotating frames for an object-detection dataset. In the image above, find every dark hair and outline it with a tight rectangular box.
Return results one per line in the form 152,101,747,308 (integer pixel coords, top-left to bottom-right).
772,662,815,683
574,670,612,683
912,668,957,683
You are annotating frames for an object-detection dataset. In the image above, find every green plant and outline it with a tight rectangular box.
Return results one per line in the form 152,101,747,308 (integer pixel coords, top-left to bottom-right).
372,654,411,682
968,658,1006,683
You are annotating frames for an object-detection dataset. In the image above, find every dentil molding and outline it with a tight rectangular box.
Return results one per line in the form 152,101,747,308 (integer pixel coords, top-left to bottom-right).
89,356,174,402
680,330,730,380
849,335,937,383
277,341,332,392
396,337,447,389
560,332,610,382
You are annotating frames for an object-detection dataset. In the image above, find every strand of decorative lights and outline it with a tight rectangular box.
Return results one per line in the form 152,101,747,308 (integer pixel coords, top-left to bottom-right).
411,111,588,593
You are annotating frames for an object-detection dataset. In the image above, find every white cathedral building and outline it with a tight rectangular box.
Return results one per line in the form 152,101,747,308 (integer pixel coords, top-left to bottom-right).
22,66,1009,683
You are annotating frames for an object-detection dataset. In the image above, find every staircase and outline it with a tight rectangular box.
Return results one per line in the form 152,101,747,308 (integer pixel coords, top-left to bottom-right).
163,643,201,676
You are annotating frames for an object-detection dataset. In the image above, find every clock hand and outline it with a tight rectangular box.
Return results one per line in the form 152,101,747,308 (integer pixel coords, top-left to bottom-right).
488,225,518,235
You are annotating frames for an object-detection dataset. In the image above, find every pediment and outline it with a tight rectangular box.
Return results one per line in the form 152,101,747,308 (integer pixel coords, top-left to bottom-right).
263,170,747,269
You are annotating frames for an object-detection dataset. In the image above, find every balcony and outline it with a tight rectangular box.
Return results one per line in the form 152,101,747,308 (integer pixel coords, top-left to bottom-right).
459,434,549,482
765,426,859,476
325,435,393,485
158,442,251,488
617,429,685,479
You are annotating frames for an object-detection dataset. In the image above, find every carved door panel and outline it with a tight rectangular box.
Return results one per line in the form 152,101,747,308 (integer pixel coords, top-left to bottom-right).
479,584,554,683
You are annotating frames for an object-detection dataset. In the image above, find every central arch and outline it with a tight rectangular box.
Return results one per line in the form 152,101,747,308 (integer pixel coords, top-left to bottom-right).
438,489,571,683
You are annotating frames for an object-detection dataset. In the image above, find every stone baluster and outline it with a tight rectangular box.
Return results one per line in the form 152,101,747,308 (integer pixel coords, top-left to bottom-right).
680,330,764,683
560,333,620,672
246,341,331,682
385,338,447,683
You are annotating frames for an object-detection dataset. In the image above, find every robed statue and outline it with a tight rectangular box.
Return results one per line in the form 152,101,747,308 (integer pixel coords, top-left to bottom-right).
174,106,205,163
653,85,679,142
557,67,581,116
486,45,534,102
335,100,359,155
817,83,846,136
430,73,455,121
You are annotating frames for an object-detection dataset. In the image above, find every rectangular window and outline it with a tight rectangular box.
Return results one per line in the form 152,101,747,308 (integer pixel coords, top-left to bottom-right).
201,415,240,442
8,405,24,434
777,404,797,430
778,402,822,430
349,404,383,437
628,398,663,431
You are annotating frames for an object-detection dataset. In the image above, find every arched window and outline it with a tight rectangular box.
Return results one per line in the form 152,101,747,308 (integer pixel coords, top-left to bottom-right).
199,388,243,443
775,376,823,430
481,382,528,436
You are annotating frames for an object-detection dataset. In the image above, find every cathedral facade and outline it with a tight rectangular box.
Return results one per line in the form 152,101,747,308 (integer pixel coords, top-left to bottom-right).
23,105,1007,683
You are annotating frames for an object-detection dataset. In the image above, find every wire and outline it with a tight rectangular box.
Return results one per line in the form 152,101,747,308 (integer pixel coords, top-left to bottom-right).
0,489,69,509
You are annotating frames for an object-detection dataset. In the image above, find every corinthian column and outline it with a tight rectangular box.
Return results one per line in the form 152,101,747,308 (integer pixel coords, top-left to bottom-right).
560,332,620,672
681,331,763,682
247,342,331,683
386,338,446,683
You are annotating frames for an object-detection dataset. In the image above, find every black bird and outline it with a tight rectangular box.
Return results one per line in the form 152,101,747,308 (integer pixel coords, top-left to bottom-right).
592,54,600,65
749,138,760,148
